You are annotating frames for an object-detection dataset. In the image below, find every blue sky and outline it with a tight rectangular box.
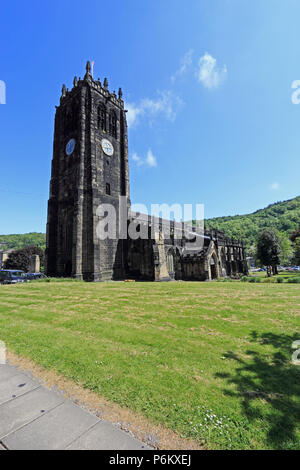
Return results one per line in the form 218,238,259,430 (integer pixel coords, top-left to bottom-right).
0,0,300,234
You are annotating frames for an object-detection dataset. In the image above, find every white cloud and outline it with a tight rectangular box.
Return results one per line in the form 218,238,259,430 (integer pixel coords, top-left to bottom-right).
171,49,194,83
127,51,227,130
196,53,227,89
126,90,183,128
132,149,157,168
146,149,157,167
126,104,143,128
141,91,183,121
270,182,280,190
132,152,143,166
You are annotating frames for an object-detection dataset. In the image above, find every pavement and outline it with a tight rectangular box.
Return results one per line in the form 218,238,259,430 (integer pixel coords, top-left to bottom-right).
0,363,151,450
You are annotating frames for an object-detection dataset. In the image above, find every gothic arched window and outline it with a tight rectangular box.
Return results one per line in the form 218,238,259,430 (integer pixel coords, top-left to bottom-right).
98,103,106,132
109,110,117,138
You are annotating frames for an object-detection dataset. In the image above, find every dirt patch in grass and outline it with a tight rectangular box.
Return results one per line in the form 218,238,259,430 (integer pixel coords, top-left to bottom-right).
7,351,204,451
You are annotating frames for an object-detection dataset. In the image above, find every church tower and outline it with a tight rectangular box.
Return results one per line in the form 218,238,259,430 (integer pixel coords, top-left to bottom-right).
45,61,130,280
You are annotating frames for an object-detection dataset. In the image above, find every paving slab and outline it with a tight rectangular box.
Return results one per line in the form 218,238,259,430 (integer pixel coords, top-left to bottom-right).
0,386,64,439
3,401,99,450
0,364,20,383
66,421,150,450
0,363,150,450
0,373,40,405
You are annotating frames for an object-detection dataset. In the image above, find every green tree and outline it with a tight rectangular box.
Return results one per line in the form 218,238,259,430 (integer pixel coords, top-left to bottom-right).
290,226,300,242
279,233,294,266
256,229,281,276
3,246,45,272
247,244,257,258
0,233,46,251
203,195,300,252
292,238,300,265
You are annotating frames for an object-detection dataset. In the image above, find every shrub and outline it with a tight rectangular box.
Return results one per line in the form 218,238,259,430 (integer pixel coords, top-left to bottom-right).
249,277,261,283
276,277,284,283
4,245,45,271
287,277,300,284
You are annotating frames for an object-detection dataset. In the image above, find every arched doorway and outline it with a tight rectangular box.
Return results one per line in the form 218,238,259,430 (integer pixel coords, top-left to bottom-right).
209,252,219,280
210,257,217,280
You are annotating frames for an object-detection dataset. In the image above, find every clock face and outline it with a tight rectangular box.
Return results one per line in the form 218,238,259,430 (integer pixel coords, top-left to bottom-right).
101,138,114,156
66,138,76,156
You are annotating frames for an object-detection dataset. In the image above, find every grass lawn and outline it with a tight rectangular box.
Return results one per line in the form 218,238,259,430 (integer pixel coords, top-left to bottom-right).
248,270,300,280
0,280,299,449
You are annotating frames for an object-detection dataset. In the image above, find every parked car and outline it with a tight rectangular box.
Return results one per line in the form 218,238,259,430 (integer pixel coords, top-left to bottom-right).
26,273,47,280
0,270,27,284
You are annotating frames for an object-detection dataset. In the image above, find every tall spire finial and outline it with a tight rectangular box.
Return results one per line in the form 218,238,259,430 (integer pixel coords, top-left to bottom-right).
103,77,108,89
118,87,123,100
61,84,66,98
84,61,92,80
73,76,78,87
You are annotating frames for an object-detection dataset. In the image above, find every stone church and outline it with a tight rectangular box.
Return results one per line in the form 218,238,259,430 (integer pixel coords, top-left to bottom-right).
45,62,248,282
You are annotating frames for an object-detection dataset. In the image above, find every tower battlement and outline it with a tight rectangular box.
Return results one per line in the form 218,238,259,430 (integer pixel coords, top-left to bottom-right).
59,61,124,110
